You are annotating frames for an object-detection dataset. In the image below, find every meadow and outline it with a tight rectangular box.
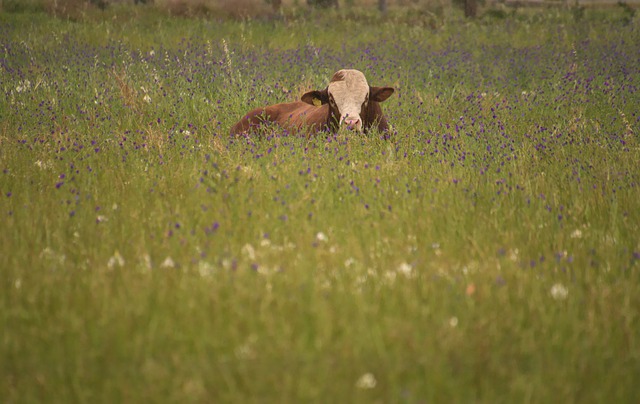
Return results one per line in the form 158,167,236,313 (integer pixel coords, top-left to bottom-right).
1,4,640,402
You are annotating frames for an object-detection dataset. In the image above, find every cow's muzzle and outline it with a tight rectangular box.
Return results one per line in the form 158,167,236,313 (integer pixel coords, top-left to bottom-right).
342,116,362,132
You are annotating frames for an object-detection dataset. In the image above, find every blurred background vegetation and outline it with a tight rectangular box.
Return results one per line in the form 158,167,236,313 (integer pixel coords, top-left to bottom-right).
1,0,637,20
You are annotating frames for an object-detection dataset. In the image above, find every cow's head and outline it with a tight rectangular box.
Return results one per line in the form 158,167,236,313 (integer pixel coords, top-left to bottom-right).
301,69,394,132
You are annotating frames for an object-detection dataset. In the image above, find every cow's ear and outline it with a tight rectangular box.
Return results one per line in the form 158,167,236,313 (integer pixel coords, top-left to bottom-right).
370,87,394,103
301,89,329,106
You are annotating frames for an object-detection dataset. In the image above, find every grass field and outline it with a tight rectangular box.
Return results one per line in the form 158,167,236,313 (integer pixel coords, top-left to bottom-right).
1,4,640,403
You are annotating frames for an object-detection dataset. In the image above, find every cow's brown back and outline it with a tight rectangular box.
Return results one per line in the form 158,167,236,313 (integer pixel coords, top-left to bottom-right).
230,102,333,136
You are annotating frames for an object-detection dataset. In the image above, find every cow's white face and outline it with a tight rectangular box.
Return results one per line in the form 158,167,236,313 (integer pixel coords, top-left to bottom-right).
300,69,394,133
327,69,370,131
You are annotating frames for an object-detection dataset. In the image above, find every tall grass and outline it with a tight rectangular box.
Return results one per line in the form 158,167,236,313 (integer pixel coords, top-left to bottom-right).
1,6,640,403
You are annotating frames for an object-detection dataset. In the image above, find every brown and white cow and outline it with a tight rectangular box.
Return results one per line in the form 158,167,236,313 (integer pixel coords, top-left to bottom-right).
230,69,394,136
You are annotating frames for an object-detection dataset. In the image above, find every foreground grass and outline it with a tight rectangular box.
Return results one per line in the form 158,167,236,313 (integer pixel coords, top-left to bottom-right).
2,7,640,403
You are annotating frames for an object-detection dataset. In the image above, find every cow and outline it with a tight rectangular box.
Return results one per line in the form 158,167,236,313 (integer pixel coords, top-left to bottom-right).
230,69,394,136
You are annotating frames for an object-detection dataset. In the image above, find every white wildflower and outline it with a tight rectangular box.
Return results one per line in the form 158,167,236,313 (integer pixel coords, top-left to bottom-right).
355,373,377,389
242,244,256,261
40,247,66,265
397,262,414,278
432,242,442,256
315,231,328,242
449,316,459,328
257,265,275,275
570,229,583,239
107,250,125,269
34,160,52,170
198,261,214,277
509,248,519,262
160,256,175,269
550,283,569,300
16,80,31,93
142,253,152,271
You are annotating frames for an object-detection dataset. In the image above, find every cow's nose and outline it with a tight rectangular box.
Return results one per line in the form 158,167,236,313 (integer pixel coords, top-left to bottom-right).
343,117,362,131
